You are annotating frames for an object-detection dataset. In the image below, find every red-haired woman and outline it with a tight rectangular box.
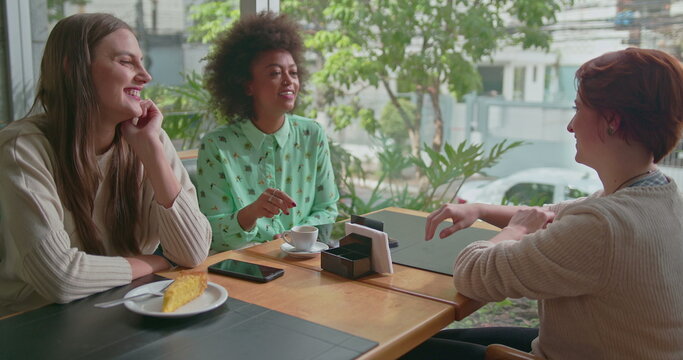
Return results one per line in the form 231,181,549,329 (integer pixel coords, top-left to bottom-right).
0,13,211,316
406,48,683,359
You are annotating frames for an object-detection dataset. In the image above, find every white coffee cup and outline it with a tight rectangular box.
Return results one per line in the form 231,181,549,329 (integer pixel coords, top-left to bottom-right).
282,225,318,251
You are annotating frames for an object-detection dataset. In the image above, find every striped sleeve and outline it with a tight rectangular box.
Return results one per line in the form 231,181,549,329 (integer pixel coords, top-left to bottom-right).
0,130,132,303
22,231,131,303
150,130,211,267
454,209,609,302
154,189,212,267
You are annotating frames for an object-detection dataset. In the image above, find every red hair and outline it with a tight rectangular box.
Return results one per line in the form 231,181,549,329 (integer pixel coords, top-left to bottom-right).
576,48,683,162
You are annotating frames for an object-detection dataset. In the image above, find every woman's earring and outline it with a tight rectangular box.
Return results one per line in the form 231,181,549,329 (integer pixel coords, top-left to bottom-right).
607,127,615,136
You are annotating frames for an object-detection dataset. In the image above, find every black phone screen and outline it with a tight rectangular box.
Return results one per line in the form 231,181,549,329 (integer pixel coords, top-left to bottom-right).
208,259,284,283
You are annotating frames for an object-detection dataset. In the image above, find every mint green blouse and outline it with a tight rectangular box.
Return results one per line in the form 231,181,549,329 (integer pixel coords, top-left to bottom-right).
197,114,339,251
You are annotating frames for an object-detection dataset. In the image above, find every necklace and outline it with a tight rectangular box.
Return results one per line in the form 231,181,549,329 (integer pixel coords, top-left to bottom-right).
614,169,654,192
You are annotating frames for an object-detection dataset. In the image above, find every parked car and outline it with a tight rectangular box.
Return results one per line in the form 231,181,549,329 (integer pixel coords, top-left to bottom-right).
458,167,602,206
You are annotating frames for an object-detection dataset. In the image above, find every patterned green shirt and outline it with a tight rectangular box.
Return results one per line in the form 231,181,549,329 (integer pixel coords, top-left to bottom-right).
197,114,339,251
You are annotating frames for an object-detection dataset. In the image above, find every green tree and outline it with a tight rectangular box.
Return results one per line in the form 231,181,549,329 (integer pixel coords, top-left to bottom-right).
47,0,90,22
143,71,220,150
379,97,415,145
187,0,240,44
283,0,569,157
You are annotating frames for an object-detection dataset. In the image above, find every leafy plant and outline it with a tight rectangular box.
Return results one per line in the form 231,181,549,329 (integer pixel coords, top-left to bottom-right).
329,141,392,218
377,137,413,181
411,140,525,211
334,137,525,218
144,71,219,150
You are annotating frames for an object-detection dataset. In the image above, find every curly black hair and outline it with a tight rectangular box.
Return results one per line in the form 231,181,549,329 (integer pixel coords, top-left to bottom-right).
204,11,306,123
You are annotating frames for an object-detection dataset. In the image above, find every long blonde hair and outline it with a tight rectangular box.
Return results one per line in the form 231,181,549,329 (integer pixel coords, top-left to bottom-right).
34,13,142,255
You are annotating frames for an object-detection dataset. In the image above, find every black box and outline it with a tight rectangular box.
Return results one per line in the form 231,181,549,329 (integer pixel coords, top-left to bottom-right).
321,232,373,279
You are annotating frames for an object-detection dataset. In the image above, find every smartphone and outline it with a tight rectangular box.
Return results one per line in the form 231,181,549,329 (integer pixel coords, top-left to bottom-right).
208,259,284,283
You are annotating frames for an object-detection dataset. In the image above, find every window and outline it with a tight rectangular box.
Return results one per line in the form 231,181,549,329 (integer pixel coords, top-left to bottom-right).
502,182,554,206
0,3,10,125
478,65,504,97
564,186,588,200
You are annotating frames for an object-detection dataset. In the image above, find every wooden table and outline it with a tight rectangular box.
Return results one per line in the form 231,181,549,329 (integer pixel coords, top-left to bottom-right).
3,206,496,359
243,206,497,320
159,251,456,360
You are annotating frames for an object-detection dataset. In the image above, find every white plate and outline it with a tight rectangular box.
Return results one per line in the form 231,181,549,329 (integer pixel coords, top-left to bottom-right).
280,242,329,258
123,280,228,318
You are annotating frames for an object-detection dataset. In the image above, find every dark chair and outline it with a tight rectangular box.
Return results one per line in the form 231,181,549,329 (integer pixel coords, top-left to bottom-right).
485,344,541,360
178,149,198,187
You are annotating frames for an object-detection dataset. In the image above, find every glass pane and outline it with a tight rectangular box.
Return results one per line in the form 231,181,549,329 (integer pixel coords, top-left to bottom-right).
502,183,554,206
513,67,526,101
565,186,588,200
0,4,10,126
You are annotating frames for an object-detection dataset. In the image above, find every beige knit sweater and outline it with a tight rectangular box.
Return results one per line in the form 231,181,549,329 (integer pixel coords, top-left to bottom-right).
454,182,683,359
0,116,211,316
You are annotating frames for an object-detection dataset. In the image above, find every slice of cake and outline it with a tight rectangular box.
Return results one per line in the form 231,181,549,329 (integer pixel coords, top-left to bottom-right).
162,272,208,313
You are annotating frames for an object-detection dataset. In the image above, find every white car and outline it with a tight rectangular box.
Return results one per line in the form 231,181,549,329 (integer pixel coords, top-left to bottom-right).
458,167,602,206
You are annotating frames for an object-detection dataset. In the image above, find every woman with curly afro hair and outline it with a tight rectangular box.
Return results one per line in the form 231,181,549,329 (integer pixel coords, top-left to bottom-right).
197,11,339,251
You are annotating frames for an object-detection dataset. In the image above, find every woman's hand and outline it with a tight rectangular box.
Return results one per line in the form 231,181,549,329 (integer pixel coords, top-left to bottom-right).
425,203,481,240
121,100,163,159
125,255,172,280
486,208,555,244
506,208,555,235
121,100,180,208
237,188,296,231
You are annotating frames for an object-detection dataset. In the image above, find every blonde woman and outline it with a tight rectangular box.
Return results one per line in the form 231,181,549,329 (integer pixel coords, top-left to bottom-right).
0,13,211,316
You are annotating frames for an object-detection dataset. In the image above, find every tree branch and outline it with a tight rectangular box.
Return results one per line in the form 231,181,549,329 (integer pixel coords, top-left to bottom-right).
381,78,415,132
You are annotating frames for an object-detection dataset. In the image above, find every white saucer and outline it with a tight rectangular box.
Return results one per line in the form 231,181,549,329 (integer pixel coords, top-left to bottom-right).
280,242,329,258
123,280,228,318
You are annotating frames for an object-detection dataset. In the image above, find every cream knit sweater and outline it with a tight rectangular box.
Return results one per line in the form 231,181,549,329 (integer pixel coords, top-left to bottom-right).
0,116,211,316
454,182,683,359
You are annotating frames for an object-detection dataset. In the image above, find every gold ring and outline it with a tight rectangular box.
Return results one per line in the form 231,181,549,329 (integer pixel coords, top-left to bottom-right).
267,194,274,203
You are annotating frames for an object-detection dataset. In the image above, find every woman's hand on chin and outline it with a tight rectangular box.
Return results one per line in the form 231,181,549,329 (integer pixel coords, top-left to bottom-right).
122,99,164,159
